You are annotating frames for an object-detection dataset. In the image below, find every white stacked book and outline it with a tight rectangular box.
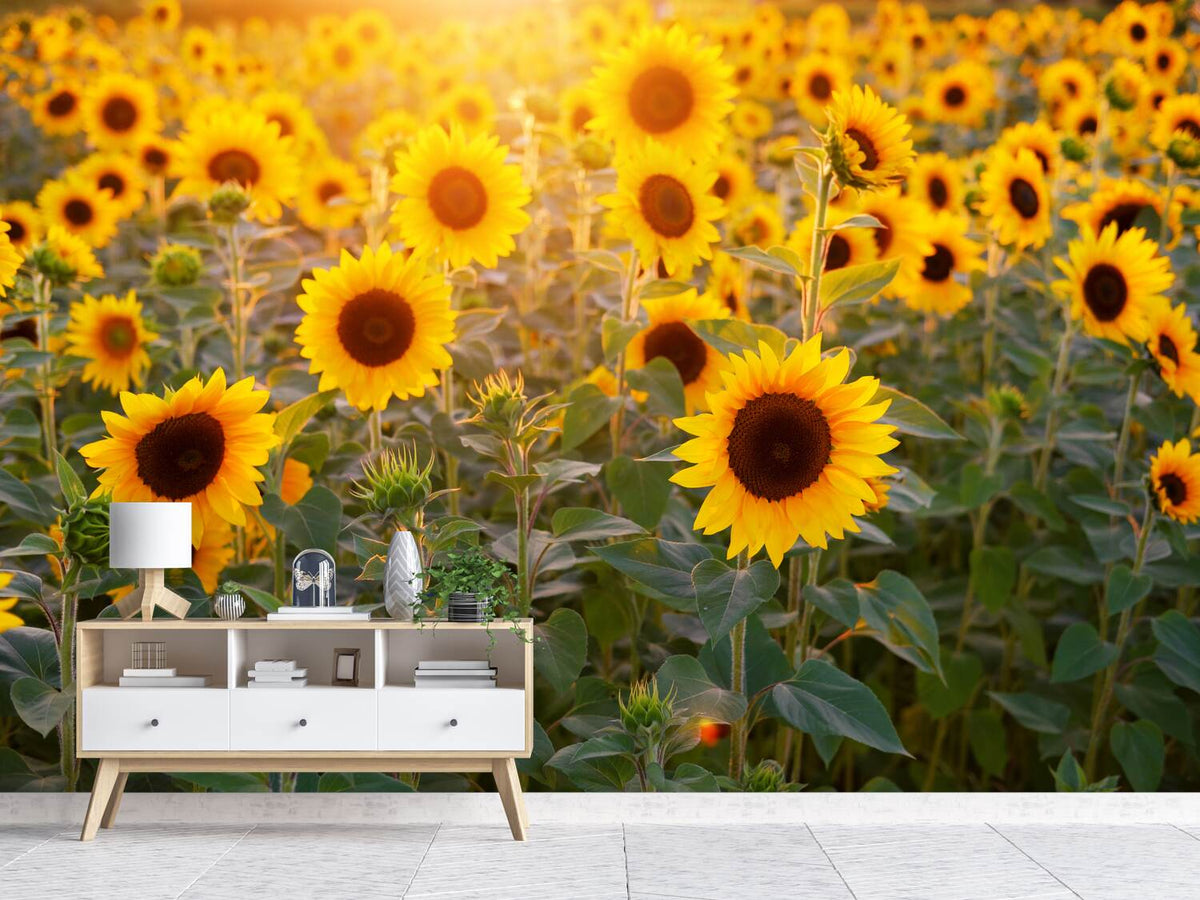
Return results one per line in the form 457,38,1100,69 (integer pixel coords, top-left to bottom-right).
413,660,496,689
247,659,308,688
266,606,371,621
119,668,213,688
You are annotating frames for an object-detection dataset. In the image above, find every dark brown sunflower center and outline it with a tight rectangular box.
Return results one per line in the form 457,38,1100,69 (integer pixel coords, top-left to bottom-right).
628,65,694,134
1064,79,1079,98
154,5,169,21
1159,472,1187,506
1177,119,1200,140
457,99,482,122
135,411,226,500
1079,116,1098,135
337,288,415,367
101,96,138,132
1130,22,1147,42
712,174,731,200
922,244,954,282
734,65,752,86
928,177,949,209
825,234,851,271
317,180,343,204
642,320,707,384
722,291,739,313
571,105,592,134
48,90,76,117
1033,149,1050,173
1082,263,1127,321
844,127,879,170
726,392,833,502
428,165,488,230
98,173,125,197
943,85,966,107
143,146,168,171
1158,333,1180,365
207,149,261,187
1156,52,1170,71
872,213,893,254
1099,202,1146,235
5,219,26,244
639,174,694,238
64,199,93,226
1008,177,1039,218
268,114,294,137
809,73,832,100
333,44,354,68
100,316,136,357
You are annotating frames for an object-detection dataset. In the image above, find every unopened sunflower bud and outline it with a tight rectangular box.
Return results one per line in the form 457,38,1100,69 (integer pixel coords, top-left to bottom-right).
1061,135,1089,163
987,384,1030,420
151,244,202,288
467,370,528,437
619,678,673,733
1103,60,1143,112
742,759,788,792
1166,131,1200,171
209,183,251,224
573,137,611,171
61,494,110,566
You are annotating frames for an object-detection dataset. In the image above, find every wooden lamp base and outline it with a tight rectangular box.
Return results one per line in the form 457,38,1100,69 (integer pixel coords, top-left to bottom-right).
114,569,191,621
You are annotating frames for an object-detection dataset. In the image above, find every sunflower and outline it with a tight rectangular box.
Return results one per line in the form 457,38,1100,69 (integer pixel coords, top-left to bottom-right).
1146,301,1200,403
628,289,728,413
190,515,234,594
295,243,456,412
824,85,915,192
729,201,784,249
1151,94,1200,150
576,4,619,58
137,138,173,178
710,150,754,210
0,575,22,633
560,85,598,140
321,25,366,82
356,109,420,163
908,152,965,214
0,225,20,299
1038,58,1097,111
995,120,1062,179
172,105,299,223
297,156,368,232
1112,2,1157,57
588,24,735,158
80,369,279,545
895,210,984,317
731,100,772,141
0,203,40,254
787,207,879,280
74,153,147,220
672,335,899,566
82,73,160,151
1150,440,1200,524
1063,177,1169,237
250,90,322,152
847,189,934,294
63,291,157,395
30,83,84,136
979,149,1052,251
1054,224,1172,345
143,0,180,30
390,124,530,269
31,226,104,285
434,84,496,137
790,53,851,125
1144,38,1186,85
36,174,121,249
703,251,749,320
924,62,992,127
870,41,913,94
601,139,724,276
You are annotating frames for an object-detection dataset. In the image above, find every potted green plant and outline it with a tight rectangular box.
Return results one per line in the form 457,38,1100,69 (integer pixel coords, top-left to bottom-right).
419,545,514,624
213,581,245,620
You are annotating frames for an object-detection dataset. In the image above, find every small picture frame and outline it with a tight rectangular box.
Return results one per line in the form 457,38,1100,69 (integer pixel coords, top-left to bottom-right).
332,648,361,686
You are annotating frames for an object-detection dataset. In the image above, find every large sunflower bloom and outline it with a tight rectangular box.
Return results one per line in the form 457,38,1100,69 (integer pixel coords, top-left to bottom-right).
36,174,121,249
32,226,104,286
297,155,369,232
1150,94,1200,150
1063,177,1174,239
64,291,157,395
1055,224,1172,345
1,202,43,253
894,210,984,317
172,105,299,223
82,73,161,151
1146,302,1200,403
295,243,456,412
824,85,915,191
80,369,279,545
1150,440,1200,524
588,24,735,158
601,139,724,276
978,149,1052,251
390,125,531,269
628,289,728,413
672,336,899,567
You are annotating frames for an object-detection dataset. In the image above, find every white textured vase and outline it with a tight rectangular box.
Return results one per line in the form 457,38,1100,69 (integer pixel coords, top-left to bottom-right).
383,530,422,620
213,592,245,620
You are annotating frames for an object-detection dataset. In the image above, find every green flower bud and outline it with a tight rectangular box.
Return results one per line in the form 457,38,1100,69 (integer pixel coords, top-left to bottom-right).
352,445,434,524
1166,131,1200,171
986,384,1029,420
619,678,674,733
1061,135,1089,163
151,244,203,288
209,183,251,224
573,137,611,172
62,495,110,567
467,370,528,438
30,244,77,287
741,759,788,792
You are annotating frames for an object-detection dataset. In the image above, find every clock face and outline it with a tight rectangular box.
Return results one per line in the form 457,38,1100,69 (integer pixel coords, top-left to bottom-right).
292,548,336,607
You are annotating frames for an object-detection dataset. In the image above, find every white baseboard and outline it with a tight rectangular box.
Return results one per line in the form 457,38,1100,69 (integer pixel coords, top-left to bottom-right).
2,792,1198,826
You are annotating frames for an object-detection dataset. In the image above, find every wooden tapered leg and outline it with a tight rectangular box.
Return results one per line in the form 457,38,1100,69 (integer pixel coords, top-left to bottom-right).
81,758,120,842
493,757,528,841
100,772,128,829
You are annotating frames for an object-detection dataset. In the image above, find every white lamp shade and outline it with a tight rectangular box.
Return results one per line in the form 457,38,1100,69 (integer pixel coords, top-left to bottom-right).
109,502,192,569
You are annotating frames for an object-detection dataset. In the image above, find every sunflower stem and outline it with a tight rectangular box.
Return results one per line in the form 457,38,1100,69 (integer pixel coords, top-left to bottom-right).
1034,307,1077,492
441,275,464,517
610,249,640,461
981,240,1003,389
1159,161,1176,251
803,165,834,343
1084,499,1154,780
1091,97,1108,188
33,273,58,465
368,408,383,455
57,570,77,791
224,223,246,381
571,168,593,380
728,549,750,780
1112,369,1141,496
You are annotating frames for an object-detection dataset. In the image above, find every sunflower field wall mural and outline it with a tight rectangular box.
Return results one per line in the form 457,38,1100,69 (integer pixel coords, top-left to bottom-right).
0,0,1199,796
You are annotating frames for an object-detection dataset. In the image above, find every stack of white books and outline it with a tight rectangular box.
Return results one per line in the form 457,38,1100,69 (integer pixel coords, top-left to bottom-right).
266,606,371,621
413,660,496,689
247,659,307,688
118,667,212,688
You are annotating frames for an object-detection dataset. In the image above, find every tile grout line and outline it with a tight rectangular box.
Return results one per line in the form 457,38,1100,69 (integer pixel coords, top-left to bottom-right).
173,823,258,899
399,822,440,899
804,823,858,900
622,822,630,900
986,823,1084,900
1169,823,1200,843
0,830,64,871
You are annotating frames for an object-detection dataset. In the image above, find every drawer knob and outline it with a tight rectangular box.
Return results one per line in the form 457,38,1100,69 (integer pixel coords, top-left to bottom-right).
298,718,307,727
449,718,458,727
150,718,159,727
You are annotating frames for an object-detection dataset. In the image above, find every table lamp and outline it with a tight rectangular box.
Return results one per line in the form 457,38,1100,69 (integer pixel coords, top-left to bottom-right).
109,502,193,621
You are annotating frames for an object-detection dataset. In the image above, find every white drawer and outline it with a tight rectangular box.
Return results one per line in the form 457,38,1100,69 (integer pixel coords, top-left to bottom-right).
82,688,229,752
378,688,526,752
230,688,376,751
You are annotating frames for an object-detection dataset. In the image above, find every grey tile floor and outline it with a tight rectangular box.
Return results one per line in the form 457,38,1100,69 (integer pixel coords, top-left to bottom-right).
1,820,1198,899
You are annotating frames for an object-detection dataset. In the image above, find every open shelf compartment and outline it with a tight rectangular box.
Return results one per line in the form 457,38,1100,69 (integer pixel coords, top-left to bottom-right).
381,623,528,690
229,626,377,688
